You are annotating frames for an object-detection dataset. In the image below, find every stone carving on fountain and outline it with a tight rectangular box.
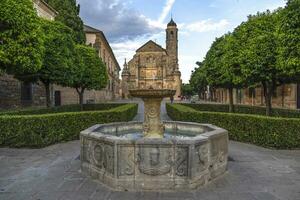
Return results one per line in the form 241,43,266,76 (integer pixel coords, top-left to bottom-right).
137,146,173,176
118,146,134,176
175,147,189,177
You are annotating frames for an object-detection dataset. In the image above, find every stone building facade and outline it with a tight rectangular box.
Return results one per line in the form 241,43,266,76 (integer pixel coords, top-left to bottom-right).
121,19,182,99
213,84,300,109
0,0,57,109
52,25,121,106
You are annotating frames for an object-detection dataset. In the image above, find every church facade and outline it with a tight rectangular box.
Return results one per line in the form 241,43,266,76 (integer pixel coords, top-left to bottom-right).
121,19,182,99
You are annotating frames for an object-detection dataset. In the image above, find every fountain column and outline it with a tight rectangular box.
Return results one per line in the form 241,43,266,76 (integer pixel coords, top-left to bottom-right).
129,89,176,138
143,97,164,138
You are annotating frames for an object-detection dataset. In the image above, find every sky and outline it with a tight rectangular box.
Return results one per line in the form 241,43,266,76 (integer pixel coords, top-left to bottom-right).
77,0,286,83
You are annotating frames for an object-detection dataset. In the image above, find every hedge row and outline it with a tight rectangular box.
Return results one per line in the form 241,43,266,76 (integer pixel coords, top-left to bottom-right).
183,103,300,118
0,104,138,148
166,103,300,149
0,103,126,116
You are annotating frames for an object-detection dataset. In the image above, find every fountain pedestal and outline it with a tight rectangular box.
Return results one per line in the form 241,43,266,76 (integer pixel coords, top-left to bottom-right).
129,89,176,138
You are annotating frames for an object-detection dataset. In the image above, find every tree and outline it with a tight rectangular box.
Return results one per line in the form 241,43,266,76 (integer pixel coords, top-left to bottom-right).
37,19,75,107
236,11,280,116
203,33,243,112
45,0,85,44
181,84,194,98
277,0,300,82
67,45,108,108
0,0,44,76
190,62,208,100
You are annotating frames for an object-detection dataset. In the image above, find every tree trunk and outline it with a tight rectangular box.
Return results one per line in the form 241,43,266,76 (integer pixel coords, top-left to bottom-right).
263,82,272,116
42,80,51,107
228,87,234,113
76,88,85,111
281,84,285,107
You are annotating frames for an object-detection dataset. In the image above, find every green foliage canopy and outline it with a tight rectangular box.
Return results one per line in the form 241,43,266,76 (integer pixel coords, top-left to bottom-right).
45,0,85,44
69,44,108,91
0,0,44,75
181,84,194,97
277,0,300,80
236,11,280,86
38,19,75,86
190,62,208,95
203,33,243,89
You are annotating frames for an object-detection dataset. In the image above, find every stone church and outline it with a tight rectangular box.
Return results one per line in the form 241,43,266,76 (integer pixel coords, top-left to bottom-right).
121,18,182,99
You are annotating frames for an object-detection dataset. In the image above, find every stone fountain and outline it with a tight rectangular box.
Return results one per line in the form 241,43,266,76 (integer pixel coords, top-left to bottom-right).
80,89,228,191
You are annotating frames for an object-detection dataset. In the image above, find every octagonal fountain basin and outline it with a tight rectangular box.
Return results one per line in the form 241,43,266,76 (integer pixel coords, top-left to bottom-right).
80,121,228,191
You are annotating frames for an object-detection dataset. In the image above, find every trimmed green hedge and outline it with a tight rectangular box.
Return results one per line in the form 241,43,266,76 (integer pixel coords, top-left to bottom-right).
0,103,126,116
0,104,138,148
183,103,300,118
167,103,300,149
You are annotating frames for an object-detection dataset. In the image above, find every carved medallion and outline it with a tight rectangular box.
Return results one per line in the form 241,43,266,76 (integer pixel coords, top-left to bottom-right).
137,146,172,176
92,144,103,168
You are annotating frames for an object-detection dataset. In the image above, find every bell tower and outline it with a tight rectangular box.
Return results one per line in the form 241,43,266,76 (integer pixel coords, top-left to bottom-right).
166,18,178,71
166,18,181,99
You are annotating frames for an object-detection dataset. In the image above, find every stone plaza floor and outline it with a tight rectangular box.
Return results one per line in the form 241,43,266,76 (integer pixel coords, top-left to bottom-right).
0,101,299,200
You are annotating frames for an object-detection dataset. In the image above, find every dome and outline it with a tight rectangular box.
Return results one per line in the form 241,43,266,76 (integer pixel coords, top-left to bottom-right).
167,18,177,27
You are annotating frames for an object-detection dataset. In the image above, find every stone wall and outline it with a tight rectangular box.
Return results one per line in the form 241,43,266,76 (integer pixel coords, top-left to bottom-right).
52,85,113,105
214,84,298,109
0,75,21,109
0,74,46,109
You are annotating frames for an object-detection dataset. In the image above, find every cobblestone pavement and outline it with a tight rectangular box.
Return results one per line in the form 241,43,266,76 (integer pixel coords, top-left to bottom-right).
0,101,299,200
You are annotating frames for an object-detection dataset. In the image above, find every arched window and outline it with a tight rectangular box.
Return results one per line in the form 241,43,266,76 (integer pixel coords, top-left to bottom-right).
170,31,174,38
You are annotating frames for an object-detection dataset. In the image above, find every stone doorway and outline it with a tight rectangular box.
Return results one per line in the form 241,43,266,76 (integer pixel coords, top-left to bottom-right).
21,82,33,106
54,91,61,106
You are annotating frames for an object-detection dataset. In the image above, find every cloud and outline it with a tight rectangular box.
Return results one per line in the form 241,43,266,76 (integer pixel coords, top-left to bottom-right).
185,19,230,32
111,38,146,67
77,0,161,42
158,0,176,23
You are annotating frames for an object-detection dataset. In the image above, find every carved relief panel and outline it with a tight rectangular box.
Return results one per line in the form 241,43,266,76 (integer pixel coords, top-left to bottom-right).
90,141,114,175
137,145,173,176
118,145,135,177
81,138,92,164
175,147,189,177
194,143,209,174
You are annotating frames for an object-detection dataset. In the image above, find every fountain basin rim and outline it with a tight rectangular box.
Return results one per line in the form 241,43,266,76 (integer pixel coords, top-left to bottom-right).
80,121,228,144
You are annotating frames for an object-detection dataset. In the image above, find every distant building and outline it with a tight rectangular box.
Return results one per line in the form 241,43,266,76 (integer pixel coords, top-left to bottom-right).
33,0,58,20
0,0,57,109
52,25,121,106
213,84,300,109
121,18,182,99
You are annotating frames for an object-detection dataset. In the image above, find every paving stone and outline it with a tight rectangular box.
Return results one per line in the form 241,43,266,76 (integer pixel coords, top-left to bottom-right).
106,191,139,200
0,101,299,200
136,192,159,200
253,192,280,200
158,192,195,200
